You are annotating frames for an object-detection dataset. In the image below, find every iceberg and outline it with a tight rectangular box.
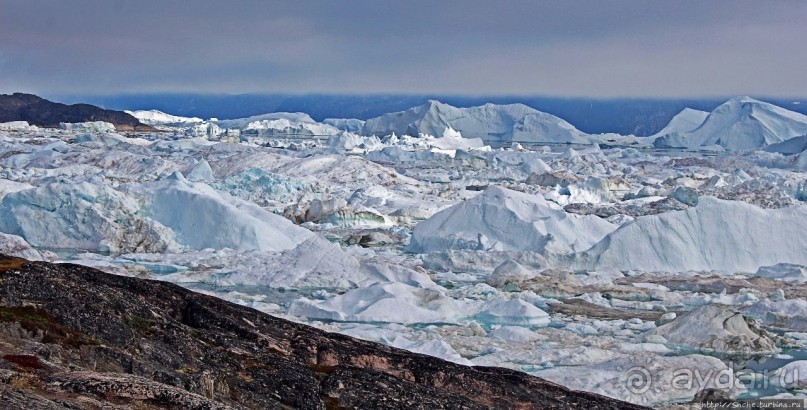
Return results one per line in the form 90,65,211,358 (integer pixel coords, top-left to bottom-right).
213,168,308,206
0,121,37,131
326,133,384,152
0,179,33,200
745,299,807,331
362,100,592,146
475,299,550,327
650,108,709,138
0,232,43,260
222,236,363,288
487,259,541,287
408,185,616,255
764,135,807,155
126,109,203,126
580,196,807,273
654,97,807,150
60,121,117,133
142,172,312,252
214,112,340,137
647,304,777,354
323,118,365,133
288,282,464,324
426,126,487,151
488,326,542,342
0,180,174,253
535,354,743,406
771,361,807,389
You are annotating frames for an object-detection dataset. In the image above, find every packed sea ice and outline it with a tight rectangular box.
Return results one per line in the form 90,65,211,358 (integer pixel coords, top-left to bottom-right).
3,98,807,406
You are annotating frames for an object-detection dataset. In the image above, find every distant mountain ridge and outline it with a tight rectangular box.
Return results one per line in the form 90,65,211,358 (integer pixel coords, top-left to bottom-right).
0,93,155,131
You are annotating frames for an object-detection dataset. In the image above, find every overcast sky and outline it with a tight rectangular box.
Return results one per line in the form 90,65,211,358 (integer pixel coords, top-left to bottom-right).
1,1,805,97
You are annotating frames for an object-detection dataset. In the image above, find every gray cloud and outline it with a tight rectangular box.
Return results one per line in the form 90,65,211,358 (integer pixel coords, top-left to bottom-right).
1,0,805,97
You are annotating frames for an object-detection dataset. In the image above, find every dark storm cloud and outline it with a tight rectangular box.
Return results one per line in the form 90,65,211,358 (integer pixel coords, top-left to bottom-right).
1,0,805,97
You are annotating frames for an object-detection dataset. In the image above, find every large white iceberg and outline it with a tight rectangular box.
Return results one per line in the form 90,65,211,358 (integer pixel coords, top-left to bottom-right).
582,196,807,273
142,172,313,252
323,118,365,133
0,121,37,131
362,100,592,146
408,185,616,255
126,109,203,126
215,112,340,136
650,108,709,138
654,97,807,150
0,180,174,253
390,336,473,366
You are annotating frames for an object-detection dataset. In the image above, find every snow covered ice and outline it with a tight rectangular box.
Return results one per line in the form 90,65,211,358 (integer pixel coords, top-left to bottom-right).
654,97,807,150
3,96,807,407
362,100,602,147
407,185,616,255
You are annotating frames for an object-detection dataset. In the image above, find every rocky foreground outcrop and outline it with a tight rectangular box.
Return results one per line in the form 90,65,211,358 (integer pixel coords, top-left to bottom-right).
0,256,644,409
0,93,156,131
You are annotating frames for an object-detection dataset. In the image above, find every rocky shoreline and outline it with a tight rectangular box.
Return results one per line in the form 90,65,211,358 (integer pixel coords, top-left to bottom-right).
0,256,644,409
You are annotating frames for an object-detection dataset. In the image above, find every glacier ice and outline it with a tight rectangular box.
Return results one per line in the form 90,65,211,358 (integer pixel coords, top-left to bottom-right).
0,232,43,260
654,97,807,150
581,196,807,273
650,107,709,138
362,100,594,146
3,96,807,406
141,171,312,252
647,304,777,354
126,109,203,126
408,185,616,255
0,180,175,253
475,299,550,327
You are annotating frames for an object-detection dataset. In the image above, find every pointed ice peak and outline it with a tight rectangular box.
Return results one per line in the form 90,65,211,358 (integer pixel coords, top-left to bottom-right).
679,107,709,115
167,171,188,183
716,96,769,115
442,125,462,139
479,184,512,199
562,147,580,158
408,184,616,255
186,160,215,182
651,107,709,137
712,95,807,122
420,99,452,112
726,96,761,104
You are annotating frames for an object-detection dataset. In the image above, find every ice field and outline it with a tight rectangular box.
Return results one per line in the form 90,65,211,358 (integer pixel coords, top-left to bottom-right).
2,97,807,406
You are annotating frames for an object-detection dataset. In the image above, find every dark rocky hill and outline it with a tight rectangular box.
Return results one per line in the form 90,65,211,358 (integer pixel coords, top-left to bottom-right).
0,93,155,131
0,255,646,409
